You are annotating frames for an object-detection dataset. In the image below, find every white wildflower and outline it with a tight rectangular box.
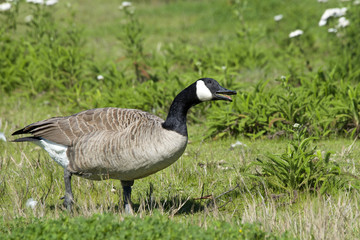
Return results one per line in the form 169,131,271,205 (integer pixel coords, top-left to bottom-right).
354,0,360,5
319,8,347,26
221,66,227,71
317,0,328,2
26,0,58,5
97,75,104,80
328,28,337,33
289,29,303,38
122,1,131,7
26,198,38,209
119,1,132,9
25,15,33,23
230,140,247,149
318,20,327,27
337,17,350,28
0,132,6,142
293,123,300,128
26,0,44,4
0,2,11,11
274,14,283,21
45,0,58,6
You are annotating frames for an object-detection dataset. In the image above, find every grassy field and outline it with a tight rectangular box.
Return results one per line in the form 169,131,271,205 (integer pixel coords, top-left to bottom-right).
1,0,360,239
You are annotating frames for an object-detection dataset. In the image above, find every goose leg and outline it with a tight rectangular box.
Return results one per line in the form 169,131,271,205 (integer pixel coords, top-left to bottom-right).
121,180,134,214
62,168,74,211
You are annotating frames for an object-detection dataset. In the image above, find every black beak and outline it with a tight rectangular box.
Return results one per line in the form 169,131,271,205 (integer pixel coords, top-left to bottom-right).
215,86,237,102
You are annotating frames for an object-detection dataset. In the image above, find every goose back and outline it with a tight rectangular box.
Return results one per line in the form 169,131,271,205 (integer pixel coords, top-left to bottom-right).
14,108,162,146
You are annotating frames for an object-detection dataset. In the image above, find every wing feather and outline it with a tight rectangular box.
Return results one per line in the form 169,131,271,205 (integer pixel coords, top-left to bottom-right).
12,108,164,146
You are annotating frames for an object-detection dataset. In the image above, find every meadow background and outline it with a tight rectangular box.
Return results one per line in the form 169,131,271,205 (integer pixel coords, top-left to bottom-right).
1,0,360,239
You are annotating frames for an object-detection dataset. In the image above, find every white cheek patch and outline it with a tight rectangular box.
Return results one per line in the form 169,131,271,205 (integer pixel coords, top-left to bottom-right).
196,80,213,101
35,139,69,169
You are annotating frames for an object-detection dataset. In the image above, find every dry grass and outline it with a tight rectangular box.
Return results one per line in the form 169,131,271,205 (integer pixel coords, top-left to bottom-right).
241,191,360,239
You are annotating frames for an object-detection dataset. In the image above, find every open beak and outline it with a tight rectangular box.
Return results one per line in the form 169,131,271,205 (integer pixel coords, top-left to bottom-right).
215,86,237,102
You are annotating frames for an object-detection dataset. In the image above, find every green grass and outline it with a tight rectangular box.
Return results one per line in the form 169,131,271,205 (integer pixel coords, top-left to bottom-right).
2,0,360,239
0,213,295,240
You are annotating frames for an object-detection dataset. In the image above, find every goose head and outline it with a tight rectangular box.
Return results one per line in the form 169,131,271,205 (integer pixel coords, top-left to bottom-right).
162,78,237,135
195,78,237,102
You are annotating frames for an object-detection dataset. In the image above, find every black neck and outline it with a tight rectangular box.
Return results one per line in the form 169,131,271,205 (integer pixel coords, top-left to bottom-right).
162,83,201,136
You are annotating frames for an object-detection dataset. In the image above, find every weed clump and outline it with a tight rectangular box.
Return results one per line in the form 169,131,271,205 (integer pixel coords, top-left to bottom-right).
254,126,343,194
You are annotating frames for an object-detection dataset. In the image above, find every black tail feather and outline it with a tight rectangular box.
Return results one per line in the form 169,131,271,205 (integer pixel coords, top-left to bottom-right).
11,137,41,142
12,128,27,136
12,122,54,136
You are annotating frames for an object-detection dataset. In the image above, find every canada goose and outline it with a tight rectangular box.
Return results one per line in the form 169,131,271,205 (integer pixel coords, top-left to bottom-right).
12,78,236,212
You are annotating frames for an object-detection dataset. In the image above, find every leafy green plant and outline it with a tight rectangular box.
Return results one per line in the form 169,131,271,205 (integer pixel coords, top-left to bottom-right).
0,213,294,240
207,80,274,139
329,5,360,81
0,1,19,31
254,126,342,194
0,1,90,102
232,0,268,70
272,77,309,125
333,84,360,138
118,2,147,83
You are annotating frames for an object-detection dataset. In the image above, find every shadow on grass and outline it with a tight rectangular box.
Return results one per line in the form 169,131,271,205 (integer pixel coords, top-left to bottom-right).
130,196,206,215
45,196,205,215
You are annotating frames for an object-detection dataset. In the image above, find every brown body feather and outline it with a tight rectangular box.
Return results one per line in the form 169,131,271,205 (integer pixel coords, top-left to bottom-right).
13,108,188,181
13,108,161,146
